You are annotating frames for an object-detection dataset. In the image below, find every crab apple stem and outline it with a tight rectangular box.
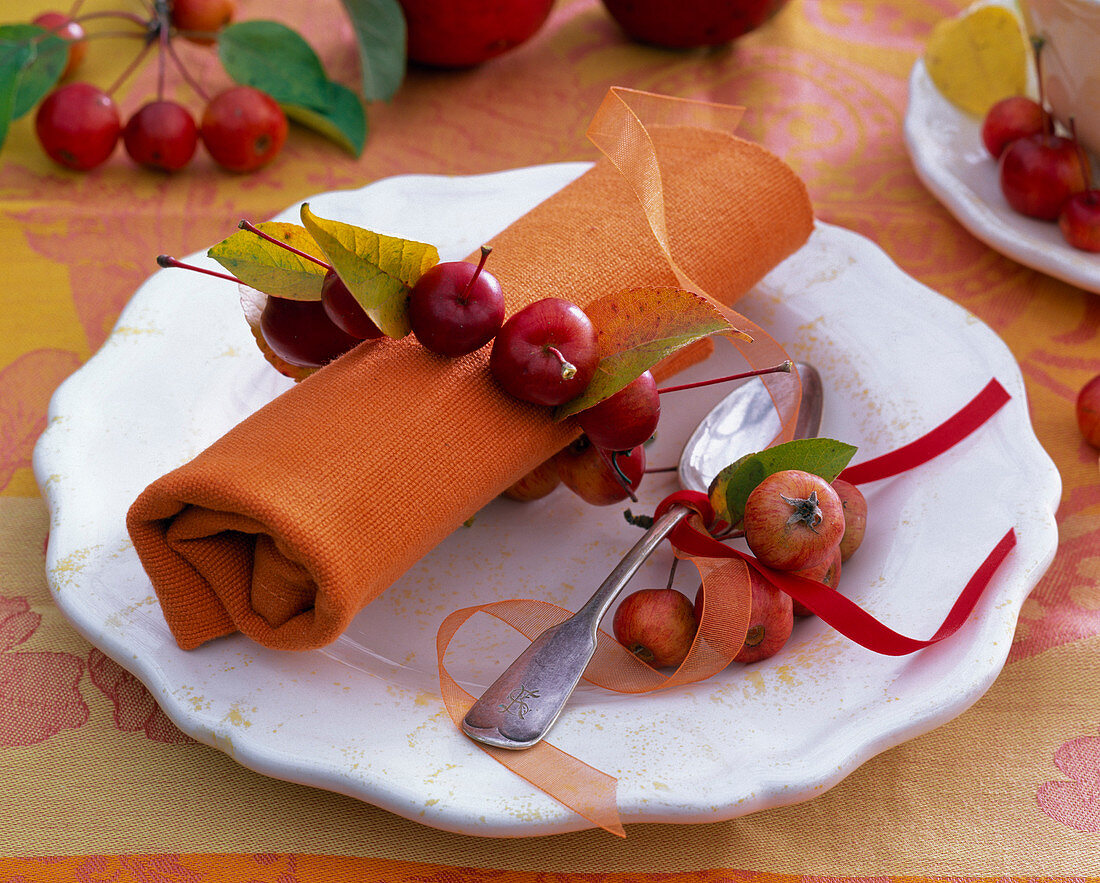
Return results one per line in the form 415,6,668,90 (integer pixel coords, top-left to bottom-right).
156,8,168,99
664,555,680,591
73,9,149,26
546,345,578,380
1031,34,1053,135
599,447,639,503
157,254,243,285
656,360,792,395
459,245,492,304
105,37,153,97
238,220,333,270
164,37,210,103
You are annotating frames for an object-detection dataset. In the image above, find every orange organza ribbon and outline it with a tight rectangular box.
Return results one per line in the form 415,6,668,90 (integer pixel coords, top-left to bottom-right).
434,89,815,837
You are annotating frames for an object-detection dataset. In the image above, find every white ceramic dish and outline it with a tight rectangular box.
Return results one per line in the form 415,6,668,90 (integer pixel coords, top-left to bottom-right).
905,19,1100,293
34,163,1060,837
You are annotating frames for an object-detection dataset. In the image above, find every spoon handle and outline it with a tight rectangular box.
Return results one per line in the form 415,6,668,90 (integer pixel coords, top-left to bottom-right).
461,504,691,750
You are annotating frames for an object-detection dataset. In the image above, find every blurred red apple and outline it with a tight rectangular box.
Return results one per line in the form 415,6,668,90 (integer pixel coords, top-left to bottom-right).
600,0,788,49
398,0,556,68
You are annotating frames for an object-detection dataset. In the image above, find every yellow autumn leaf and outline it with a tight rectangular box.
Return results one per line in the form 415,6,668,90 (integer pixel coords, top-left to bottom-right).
554,288,742,420
208,222,328,301
924,4,1029,117
299,204,439,339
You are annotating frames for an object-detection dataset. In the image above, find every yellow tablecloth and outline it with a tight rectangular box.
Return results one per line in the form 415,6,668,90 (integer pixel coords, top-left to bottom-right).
2,0,1098,877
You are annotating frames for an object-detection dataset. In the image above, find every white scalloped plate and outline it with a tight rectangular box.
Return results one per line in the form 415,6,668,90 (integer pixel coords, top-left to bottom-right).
905,6,1100,293
34,162,1060,836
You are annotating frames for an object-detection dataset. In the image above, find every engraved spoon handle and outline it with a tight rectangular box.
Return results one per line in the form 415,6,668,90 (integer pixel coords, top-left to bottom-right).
461,504,690,750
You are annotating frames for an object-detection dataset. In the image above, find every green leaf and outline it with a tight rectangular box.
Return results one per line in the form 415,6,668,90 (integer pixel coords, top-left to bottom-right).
708,438,859,528
283,81,367,156
1,25,66,118
219,21,329,106
219,20,368,156
554,288,739,420
0,25,66,150
208,222,328,300
339,0,405,102
299,203,439,338
0,44,27,150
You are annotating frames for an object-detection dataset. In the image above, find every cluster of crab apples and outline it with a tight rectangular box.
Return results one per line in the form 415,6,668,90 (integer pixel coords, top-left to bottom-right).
981,71,1100,251
612,471,868,671
29,1,288,174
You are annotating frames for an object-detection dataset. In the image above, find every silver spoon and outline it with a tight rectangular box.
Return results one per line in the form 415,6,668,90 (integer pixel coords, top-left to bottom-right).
461,362,823,750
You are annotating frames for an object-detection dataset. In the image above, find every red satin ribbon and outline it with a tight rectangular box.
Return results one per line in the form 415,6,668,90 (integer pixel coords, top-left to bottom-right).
663,376,1017,655
837,378,1011,485
663,492,1016,655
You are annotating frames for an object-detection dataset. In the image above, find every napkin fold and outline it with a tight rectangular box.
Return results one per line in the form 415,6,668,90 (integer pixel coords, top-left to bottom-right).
126,90,814,651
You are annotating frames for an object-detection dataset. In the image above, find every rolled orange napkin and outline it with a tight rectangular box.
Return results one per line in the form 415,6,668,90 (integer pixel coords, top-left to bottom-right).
126,90,814,651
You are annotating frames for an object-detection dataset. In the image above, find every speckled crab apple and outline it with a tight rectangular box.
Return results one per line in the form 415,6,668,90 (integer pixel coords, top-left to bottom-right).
613,588,698,668
742,469,844,571
693,568,794,664
555,437,645,506
831,477,867,562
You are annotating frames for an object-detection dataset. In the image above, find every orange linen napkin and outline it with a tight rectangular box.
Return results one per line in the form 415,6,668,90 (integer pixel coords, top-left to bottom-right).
126,89,814,652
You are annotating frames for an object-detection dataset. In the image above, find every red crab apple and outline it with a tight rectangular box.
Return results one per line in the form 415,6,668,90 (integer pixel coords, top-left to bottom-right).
999,132,1088,220
1078,374,1100,447
398,0,555,68
694,569,793,664
490,297,598,406
201,86,288,173
32,11,86,78
831,478,867,562
501,457,561,501
123,100,199,172
1059,189,1100,252
613,588,698,668
259,296,359,368
789,544,841,617
35,83,120,170
743,469,844,571
320,269,384,340
555,438,645,506
601,0,788,49
981,95,1045,158
575,370,660,451
408,246,505,356
171,0,236,44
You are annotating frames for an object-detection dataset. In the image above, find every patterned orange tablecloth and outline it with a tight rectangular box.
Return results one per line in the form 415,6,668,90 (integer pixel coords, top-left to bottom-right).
2,0,1099,878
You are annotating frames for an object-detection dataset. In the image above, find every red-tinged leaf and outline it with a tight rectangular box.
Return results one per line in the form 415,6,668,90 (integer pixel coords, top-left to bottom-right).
239,288,318,381
299,203,439,339
554,287,744,420
208,222,328,301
